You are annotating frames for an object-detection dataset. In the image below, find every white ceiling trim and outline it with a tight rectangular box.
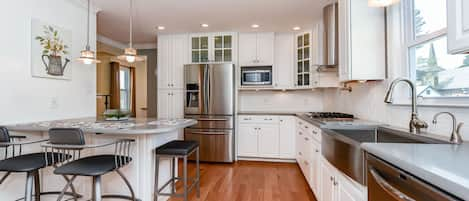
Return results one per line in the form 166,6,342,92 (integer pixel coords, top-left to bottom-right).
67,0,101,13
97,34,127,49
133,43,157,50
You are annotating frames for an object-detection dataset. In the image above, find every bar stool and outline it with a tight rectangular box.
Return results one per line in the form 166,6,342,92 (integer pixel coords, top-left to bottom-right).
41,128,138,201
154,140,200,201
0,126,81,201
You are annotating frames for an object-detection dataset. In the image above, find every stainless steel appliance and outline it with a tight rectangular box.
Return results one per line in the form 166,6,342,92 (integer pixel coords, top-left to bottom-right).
240,66,272,86
366,154,461,201
315,3,338,72
184,63,235,162
321,126,448,185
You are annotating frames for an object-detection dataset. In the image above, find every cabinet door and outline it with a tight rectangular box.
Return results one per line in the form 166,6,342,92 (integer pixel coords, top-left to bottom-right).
274,33,295,88
448,0,469,54
338,0,351,82
310,140,321,195
256,32,275,66
279,116,296,159
170,90,184,119
295,32,312,87
336,176,364,201
257,124,280,158
320,159,336,201
157,35,171,89
190,35,210,63
238,125,258,157
157,90,170,119
171,35,188,89
238,33,258,66
213,34,234,62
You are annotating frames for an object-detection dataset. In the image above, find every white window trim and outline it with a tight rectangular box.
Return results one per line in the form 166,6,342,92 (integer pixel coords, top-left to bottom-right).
390,0,469,108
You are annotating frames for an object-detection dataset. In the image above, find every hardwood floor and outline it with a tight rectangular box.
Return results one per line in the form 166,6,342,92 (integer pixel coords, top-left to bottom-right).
168,161,317,201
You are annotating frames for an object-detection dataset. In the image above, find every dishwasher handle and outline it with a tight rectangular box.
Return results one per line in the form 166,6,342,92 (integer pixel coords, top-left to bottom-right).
369,168,416,201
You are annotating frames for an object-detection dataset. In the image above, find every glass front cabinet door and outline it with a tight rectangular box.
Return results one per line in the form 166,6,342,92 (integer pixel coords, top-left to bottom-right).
296,32,312,87
190,33,234,63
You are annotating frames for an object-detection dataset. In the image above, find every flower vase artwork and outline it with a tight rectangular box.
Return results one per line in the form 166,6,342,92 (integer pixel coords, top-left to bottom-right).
31,19,72,79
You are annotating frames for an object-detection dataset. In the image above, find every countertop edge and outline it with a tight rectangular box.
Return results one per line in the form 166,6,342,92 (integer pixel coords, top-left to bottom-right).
361,143,469,200
5,120,197,135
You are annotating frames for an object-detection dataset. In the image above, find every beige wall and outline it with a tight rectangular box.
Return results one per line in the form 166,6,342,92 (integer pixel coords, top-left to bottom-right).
96,42,148,117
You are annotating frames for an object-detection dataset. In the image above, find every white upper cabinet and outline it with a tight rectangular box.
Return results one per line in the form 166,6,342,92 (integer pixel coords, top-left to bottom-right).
239,32,275,66
295,32,312,87
447,0,469,54
338,0,386,82
274,33,295,88
190,33,236,63
157,34,189,89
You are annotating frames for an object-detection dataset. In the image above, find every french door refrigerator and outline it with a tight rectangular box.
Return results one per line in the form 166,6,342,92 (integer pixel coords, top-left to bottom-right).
184,63,235,162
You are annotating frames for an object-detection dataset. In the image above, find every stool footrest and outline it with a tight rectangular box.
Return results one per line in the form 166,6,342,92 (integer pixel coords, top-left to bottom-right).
101,194,141,201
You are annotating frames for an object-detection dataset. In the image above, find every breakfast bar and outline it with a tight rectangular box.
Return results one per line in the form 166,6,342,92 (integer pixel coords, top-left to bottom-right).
0,117,197,201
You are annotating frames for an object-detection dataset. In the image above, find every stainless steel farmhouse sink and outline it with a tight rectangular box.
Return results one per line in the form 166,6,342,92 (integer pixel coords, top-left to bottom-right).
321,126,450,185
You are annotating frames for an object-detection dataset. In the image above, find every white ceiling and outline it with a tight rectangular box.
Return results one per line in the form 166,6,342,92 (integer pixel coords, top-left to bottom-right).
93,0,333,44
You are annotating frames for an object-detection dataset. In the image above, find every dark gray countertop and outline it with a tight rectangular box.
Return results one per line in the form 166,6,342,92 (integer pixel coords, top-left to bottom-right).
362,143,469,200
237,111,301,116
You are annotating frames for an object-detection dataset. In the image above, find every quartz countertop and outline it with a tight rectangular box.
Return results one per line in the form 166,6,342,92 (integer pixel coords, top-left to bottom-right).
362,143,469,200
4,117,197,135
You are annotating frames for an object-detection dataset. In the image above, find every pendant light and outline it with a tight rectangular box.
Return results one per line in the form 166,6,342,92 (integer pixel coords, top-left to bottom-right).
77,0,101,64
368,0,400,7
118,0,144,63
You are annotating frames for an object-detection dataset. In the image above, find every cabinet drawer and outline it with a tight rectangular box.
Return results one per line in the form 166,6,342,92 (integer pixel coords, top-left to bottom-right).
239,115,279,124
311,126,321,142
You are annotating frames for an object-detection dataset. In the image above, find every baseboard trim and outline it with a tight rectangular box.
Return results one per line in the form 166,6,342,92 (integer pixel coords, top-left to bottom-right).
237,156,297,163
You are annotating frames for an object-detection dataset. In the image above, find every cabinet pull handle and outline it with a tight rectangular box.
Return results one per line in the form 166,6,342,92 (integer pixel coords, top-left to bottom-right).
330,176,334,181
312,131,318,134
315,149,319,153
299,132,303,135
304,137,309,141
304,125,309,129
264,118,272,121
304,161,309,166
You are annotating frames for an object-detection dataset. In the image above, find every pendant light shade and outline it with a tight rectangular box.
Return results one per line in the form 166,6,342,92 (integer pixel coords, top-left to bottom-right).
118,0,144,63
77,0,100,64
368,0,400,7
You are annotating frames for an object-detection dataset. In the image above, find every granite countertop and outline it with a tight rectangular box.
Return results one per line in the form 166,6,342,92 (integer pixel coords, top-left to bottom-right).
4,117,197,135
362,143,469,200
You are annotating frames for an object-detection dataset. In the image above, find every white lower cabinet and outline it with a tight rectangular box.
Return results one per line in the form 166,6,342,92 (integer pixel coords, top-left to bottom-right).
157,89,184,119
279,116,296,158
237,115,295,159
319,157,366,201
238,124,259,157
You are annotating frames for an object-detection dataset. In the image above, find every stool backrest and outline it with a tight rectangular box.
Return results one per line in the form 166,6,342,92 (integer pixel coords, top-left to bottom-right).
49,128,85,145
44,128,86,166
0,126,10,144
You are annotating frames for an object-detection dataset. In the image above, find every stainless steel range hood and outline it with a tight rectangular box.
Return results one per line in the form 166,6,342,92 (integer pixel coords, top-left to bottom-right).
316,3,338,72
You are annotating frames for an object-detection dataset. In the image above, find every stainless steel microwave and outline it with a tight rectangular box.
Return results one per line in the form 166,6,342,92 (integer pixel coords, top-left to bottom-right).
241,66,272,86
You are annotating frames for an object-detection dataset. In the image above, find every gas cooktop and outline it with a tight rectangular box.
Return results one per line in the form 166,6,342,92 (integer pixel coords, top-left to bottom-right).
305,112,355,119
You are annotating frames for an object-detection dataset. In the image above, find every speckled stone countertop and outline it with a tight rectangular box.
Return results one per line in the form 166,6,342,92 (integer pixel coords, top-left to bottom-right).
4,117,197,135
362,143,469,200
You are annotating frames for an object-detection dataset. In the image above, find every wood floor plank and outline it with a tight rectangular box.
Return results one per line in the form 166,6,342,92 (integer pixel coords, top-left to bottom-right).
167,161,317,201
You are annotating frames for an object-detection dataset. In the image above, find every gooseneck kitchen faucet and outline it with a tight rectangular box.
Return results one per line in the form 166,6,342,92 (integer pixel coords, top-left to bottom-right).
432,112,464,144
384,78,428,134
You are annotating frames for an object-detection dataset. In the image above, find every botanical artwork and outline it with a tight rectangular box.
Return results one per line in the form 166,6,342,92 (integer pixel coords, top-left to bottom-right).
31,19,72,80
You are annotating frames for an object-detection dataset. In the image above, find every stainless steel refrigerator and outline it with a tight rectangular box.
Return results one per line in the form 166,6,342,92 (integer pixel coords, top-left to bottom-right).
184,63,235,162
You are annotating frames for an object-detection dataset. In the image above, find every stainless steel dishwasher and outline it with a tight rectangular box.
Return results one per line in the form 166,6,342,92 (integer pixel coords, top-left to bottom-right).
366,154,462,201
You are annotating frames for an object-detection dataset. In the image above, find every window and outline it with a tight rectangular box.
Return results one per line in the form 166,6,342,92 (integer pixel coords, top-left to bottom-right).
120,67,131,111
406,0,469,98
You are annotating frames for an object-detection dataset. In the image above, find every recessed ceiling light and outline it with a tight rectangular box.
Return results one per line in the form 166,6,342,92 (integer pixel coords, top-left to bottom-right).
201,23,209,28
157,26,165,30
293,26,301,31
251,24,260,28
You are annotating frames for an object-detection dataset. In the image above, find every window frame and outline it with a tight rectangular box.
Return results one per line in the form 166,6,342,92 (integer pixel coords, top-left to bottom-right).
119,67,131,111
399,0,469,105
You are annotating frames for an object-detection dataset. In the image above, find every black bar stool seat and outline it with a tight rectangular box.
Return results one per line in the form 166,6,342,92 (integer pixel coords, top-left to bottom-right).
156,140,199,155
54,155,132,176
0,152,68,172
154,140,200,201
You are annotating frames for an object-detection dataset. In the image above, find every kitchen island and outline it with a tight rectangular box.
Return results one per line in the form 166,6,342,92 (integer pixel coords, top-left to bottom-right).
1,117,197,201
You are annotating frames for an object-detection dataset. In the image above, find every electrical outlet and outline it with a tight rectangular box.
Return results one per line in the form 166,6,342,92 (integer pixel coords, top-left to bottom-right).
50,97,58,109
